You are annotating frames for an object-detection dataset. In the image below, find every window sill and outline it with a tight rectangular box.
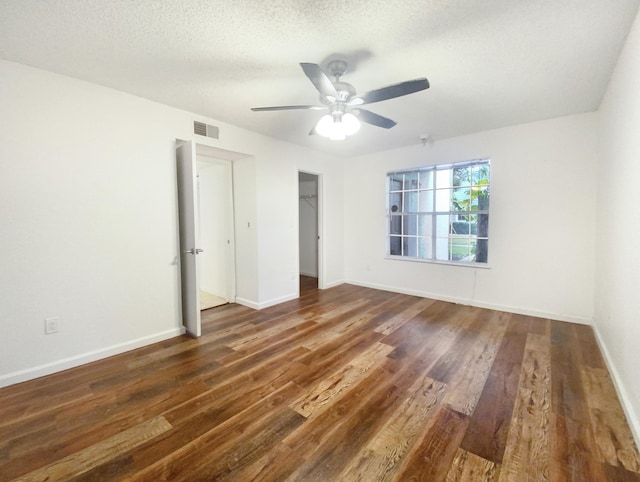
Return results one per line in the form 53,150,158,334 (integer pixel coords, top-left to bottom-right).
384,255,491,269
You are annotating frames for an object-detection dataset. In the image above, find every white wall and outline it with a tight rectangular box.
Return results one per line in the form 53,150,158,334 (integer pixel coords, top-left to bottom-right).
299,176,318,277
232,156,259,306
344,113,598,323
595,10,640,442
0,59,342,386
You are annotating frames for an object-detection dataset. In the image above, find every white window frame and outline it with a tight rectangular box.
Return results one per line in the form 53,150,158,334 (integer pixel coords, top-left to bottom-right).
386,159,490,266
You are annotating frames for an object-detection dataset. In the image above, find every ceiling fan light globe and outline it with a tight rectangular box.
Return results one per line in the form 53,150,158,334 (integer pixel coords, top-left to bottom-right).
315,114,334,138
343,113,361,136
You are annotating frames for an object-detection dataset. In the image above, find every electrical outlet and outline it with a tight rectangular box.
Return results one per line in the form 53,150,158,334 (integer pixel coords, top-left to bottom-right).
45,316,60,334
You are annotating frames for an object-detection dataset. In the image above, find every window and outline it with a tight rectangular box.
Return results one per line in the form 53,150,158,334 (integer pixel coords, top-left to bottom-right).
386,159,490,264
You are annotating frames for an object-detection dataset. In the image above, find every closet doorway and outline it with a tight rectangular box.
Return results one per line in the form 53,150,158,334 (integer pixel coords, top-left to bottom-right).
299,171,320,294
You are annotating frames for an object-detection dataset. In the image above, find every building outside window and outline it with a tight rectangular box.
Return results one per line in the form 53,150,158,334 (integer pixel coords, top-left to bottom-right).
386,159,490,264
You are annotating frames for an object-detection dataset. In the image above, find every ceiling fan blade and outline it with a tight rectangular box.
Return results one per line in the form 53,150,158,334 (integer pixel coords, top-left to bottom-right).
251,105,324,111
351,78,430,105
353,109,397,129
300,62,338,100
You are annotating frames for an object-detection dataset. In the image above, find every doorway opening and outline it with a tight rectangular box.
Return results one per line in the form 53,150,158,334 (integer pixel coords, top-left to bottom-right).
196,155,233,311
176,140,247,337
299,171,320,295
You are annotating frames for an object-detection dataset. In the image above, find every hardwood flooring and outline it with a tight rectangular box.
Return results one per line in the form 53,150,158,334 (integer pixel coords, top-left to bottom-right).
1,283,639,481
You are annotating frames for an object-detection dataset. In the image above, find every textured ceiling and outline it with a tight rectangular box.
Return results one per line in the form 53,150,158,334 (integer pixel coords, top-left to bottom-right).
1,0,638,157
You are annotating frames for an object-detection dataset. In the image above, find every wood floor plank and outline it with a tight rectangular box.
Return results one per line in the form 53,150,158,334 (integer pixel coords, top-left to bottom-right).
581,366,640,472
120,382,305,482
0,285,638,481
445,449,499,481
550,319,608,481
444,310,509,415
338,374,447,481
498,333,552,481
395,405,470,482
459,315,528,464
284,372,405,481
14,416,171,482
290,341,395,418
0,383,94,429
372,297,437,336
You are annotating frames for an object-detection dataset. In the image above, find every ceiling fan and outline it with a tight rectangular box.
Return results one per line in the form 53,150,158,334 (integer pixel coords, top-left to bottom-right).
251,60,430,140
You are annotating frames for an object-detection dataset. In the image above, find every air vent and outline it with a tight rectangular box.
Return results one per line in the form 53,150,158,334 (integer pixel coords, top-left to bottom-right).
194,121,219,139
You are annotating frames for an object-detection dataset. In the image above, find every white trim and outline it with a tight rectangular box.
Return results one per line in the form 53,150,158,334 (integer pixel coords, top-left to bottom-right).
235,297,259,310
300,270,319,277
345,279,593,325
384,255,491,269
235,293,299,310
256,293,299,310
323,279,345,289
0,327,185,389
592,324,640,448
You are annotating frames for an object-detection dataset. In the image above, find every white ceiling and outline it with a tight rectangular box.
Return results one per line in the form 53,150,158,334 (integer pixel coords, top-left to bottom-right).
1,1,638,157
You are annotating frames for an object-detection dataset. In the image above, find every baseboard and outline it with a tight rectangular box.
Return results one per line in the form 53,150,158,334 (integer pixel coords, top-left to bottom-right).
235,297,259,310
345,279,593,325
0,327,185,389
300,270,318,277
592,324,640,447
257,293,299,310
235,293,299,310
323,279,345,289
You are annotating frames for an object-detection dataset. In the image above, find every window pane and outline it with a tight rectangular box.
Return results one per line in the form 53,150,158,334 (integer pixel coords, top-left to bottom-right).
404,172,419,190
476,238,489,263
453,167,471,187
435,188,451,211
452,187,470,211
435,237,449,261
419,170,434,189
403,237,417,257
436,169,451,189
390,236,402,256
389,175,403,191
389,215,402,235
405,191,418,212
418,190,434,211
403,215,417,235
389,192,402,213
476,188,490,210
418,237,432,259
436,215,449,237
450,238,471,261
468,217,478,235
418,214,433,236
472,165,490,184
451,220,470,235
477,213,489,237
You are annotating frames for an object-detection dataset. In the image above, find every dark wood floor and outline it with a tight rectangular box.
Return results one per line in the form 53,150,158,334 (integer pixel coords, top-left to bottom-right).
1,281,639,481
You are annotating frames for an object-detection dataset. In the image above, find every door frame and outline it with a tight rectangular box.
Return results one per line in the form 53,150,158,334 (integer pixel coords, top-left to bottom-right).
176,138,247,336
298,170,324,290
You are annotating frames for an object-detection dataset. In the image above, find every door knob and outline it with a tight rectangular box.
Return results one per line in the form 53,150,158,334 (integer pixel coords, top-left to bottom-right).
183,248,205,254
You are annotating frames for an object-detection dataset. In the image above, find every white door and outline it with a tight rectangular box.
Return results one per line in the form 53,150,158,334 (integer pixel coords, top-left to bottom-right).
176,140,201,337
